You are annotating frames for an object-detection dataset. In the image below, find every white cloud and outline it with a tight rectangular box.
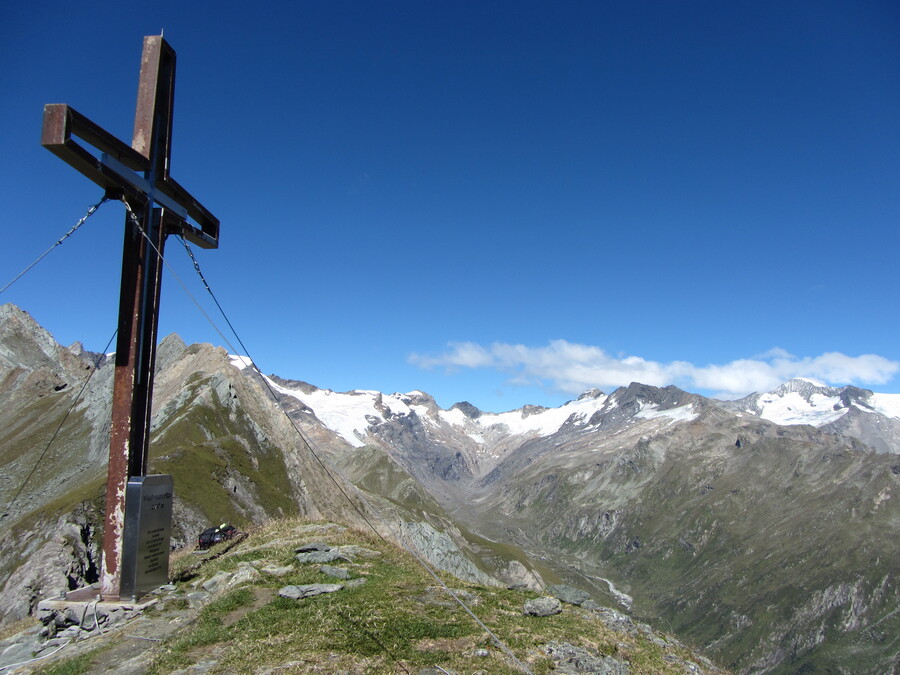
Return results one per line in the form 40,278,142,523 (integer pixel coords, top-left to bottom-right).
408,340,900,398
410,341,494,369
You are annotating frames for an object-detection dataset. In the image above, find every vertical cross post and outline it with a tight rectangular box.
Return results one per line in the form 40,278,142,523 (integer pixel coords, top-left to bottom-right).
102,36,176,599
41,35,219,600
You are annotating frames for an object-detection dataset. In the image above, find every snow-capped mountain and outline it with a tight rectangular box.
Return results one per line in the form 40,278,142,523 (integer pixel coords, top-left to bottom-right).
251,366,900,468
241,367,899,674
259,375,711,486
730,377,900,424
727,377,900,453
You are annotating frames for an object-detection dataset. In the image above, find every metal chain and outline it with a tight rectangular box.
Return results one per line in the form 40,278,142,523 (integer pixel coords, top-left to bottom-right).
120,196,141,229
179,237,214,296
1,195,109,295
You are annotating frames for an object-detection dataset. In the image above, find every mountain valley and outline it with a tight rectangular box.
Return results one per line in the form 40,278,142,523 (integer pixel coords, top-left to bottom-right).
1,303,898,674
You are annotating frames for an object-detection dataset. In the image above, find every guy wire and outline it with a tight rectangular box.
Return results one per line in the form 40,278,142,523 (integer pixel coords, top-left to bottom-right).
1,196,109,296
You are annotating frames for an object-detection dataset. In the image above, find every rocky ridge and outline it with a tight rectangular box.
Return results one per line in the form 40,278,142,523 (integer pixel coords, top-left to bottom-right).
0,519,721,674
0,305,524,626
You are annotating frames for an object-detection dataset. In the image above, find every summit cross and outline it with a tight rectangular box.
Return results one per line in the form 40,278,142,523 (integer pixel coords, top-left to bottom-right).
42,35,219,599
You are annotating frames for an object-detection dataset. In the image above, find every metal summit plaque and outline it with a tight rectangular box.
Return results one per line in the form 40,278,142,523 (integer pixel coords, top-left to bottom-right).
120,474,173,600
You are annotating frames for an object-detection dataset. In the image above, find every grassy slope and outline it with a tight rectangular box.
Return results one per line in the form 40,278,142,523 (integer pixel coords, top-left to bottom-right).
148,372,299,537
36,518,724,675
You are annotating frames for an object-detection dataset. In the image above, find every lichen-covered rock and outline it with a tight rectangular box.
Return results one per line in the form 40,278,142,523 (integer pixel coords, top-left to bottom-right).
295,550,347,564
550,584,591,606
295,542,330,553
543,640,629,674
319,565,351,580
524,596,562,617
278,583,343,600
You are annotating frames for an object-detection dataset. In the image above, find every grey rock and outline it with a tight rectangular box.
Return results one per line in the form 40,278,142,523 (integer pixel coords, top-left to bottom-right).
0,636,45,669
550,584,591,606
296,550,347,564
278,583,343,600
227,563,261,589
397,521,498,586
592,607,637,634
37,637,71,650
170,659,220,674
186,591,211,608
334,544,381,559
500,559,544,591
58,625,83,638
524,596,562,616
295,542,330,553
344,577,367,588
319,565,351,580
201,571,232,593
544,640,630,674
259,565,294,576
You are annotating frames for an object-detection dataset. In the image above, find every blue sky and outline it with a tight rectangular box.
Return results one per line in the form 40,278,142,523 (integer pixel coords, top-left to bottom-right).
2,1,899,412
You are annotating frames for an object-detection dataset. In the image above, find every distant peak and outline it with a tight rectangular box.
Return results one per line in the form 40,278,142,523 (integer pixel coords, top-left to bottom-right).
159,333,187,351
613,382,689,408
770,378,844,398
577,388,605,400
394,390,437,406
451,401,482,419
0,303,36,329
267,374,319,394
520,404,548,417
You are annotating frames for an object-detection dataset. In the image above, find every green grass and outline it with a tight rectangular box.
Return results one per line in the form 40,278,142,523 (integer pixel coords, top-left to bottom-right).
140,518,719,675
34,653,94,675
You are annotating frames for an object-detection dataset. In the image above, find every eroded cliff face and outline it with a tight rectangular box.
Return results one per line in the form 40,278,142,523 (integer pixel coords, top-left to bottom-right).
0,505,101,624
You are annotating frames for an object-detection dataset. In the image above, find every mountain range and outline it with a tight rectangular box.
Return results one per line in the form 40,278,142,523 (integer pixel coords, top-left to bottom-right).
1,303,897,674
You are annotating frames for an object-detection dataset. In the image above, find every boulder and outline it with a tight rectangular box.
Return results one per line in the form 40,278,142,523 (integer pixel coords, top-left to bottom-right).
524,596,562,617
278,584,343,600
549,584,591,606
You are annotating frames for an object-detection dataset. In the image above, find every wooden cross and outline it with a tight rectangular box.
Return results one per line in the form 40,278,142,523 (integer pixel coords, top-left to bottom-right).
42,36,219,599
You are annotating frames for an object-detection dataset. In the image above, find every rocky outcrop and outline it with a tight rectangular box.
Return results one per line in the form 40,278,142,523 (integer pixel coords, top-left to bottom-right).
0,506,101,624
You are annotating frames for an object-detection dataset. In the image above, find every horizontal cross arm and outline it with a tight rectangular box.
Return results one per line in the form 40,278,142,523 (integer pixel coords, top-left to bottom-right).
157,176,220,249
43,103,219,250
43,104,150,172
42,104,153,205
